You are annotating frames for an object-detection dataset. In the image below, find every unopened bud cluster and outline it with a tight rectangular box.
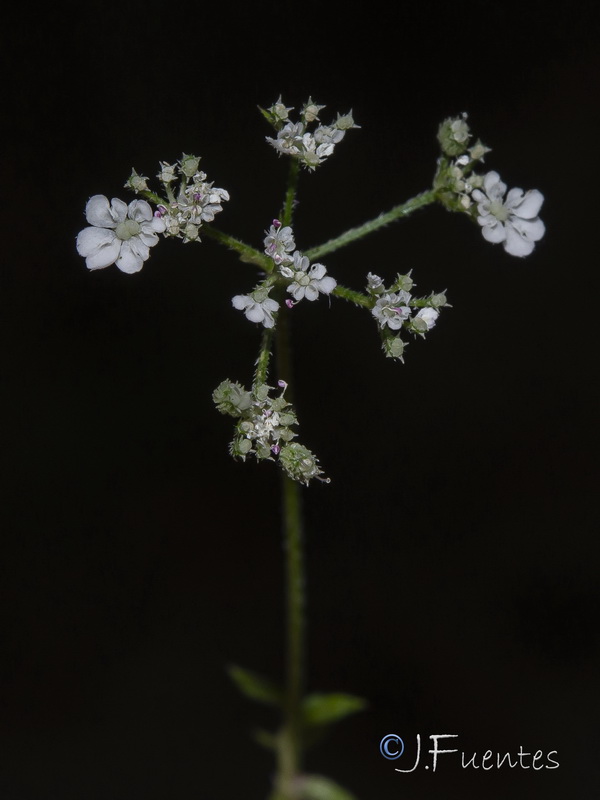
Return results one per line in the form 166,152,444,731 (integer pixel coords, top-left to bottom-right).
213,379,327,485
264,96,359,171
366,271,448,361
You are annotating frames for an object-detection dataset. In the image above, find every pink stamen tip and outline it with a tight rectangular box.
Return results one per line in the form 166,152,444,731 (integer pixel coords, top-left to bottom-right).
285,299,294,309
278,380,288,389
273,219,282,228
271,445,281,456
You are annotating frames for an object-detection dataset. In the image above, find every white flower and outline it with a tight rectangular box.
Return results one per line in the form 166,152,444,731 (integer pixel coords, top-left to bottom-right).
76,195,166,273
415,307,439,330
371,293,412,330
232,288,279,328
264,222,295,264
472,171,545,257
283,251,336,302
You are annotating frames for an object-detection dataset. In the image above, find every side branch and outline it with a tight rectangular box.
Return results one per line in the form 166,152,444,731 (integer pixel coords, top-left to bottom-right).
304,189,438,261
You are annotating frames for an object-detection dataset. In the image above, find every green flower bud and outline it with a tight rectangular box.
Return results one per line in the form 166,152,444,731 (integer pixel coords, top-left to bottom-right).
437,114,471,157
279,443,327,486
382,335,405,361
125,169,149,194
410,317,429,334
213,379,252,416
230,435,252,460
180,153,201,178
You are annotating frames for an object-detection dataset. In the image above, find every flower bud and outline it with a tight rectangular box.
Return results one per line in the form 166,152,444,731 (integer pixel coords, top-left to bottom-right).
437,114,471,156
180,153,201,178
279,443,326,485
125,169,149,193
383,336,405,361
213,379,253,416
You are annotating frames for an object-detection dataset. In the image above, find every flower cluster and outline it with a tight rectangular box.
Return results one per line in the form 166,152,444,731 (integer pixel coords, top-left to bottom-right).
264,220,336,304
76,155,229,272
150,155,230,243
213,379,327,485
366,271,448,361
231,220,337,328
264,97,359,170
435,114,545,257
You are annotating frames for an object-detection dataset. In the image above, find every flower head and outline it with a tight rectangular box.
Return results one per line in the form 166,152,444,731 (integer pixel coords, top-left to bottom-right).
265,98,358,170
280,251,336,302
76,195,165,273
472,171,545,257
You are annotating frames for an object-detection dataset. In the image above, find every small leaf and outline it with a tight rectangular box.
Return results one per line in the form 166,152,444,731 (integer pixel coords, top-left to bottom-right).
252,728,278,750
299,775,358,800
227,664,283,706
302,693,368,728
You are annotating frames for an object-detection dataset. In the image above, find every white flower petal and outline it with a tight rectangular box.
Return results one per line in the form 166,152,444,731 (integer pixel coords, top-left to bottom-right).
304,285,319,301
76,227,121,270
509,216,546,242
116,241,145,273
504,225,535,257
511,189,544,220
263,298,280,313
316,276,336,295
290,284,306,301
483,171,506,198
480,219,507,243
149,216,166,234
387,316,404,330
245,304,265,323
309,263,326,280
85,195,120,228
232,295,251,310
139,230,160,247
128,199,153,222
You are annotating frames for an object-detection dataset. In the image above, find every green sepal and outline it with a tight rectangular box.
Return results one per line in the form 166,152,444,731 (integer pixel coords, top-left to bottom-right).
227,664,283,706
257,105,277,128
302,692,367,728
298,775,358,800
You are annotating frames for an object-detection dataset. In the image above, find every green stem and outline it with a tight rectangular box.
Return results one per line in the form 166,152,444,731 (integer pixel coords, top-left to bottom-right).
304,188,438,261
281,159,300,228
254,327,274,387
202,225,273,271
273,303,304,800
272,159,304,800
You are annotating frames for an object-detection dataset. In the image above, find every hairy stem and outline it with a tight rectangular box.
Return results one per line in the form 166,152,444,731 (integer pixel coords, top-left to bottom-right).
304,188,438,261
272,160,305,800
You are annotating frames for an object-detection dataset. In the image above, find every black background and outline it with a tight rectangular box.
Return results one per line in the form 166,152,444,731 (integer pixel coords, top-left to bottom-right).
2,2,599,798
